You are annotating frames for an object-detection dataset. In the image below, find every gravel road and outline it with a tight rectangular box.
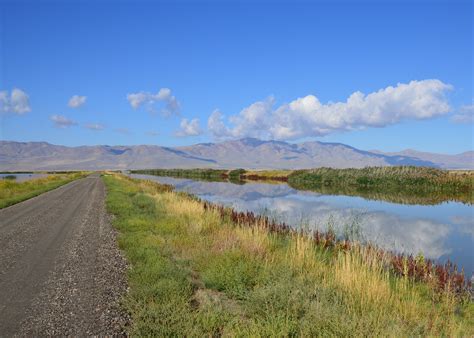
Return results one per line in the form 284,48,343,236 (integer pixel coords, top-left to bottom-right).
0,174,129,336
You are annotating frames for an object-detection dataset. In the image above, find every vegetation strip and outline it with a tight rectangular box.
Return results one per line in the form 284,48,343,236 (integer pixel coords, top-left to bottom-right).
133,166,474,205
288,167,474,205
104,174,473,336
0,172,88,209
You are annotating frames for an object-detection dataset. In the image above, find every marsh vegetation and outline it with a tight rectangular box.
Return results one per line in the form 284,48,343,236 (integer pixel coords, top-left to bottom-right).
288,167,473,205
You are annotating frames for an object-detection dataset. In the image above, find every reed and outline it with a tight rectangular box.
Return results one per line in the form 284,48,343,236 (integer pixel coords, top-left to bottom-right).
288,166,473,193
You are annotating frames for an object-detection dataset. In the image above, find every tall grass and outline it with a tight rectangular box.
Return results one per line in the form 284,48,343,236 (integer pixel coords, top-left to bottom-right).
288,166,474,204
104,174,474,336
0,172,88,208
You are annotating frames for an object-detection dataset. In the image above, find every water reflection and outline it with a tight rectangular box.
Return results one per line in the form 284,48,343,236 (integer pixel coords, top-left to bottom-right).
131,174,474,276
288,181,473,205
0,173,48,182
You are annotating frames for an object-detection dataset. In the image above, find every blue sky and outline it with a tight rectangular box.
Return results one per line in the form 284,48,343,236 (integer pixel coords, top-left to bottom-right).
0,0,472,153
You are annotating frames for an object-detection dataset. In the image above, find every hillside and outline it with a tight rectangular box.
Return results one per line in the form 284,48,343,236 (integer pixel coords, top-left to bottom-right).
1,138,472,170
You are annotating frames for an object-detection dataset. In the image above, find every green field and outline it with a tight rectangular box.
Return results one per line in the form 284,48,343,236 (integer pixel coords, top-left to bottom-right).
104,174,473,336
0,172,88,209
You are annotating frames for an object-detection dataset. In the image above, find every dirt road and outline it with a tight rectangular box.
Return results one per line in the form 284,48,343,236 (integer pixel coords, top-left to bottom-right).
0,175,128,336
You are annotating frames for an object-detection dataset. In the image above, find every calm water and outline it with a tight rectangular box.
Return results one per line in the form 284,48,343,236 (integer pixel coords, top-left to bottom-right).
131,174,474,277
0,173,48,182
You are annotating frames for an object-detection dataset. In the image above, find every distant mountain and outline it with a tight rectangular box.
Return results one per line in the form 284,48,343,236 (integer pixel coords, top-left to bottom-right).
1,138,472,171
0,142,216,171
372,149,474,170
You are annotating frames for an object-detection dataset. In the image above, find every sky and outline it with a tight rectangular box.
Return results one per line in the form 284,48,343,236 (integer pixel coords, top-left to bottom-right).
0,0,472,154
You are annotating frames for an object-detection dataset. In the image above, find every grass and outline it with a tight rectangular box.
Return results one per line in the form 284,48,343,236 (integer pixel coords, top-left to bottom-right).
244,169,292,178
104,174,473,336
133,168,229,181
0,172,88,208
288,167,474,204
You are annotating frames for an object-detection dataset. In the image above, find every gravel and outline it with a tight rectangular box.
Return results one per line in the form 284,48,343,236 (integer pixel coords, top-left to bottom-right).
0,175,130,336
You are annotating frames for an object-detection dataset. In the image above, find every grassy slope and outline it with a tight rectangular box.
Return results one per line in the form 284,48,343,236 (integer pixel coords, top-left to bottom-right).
0,172,87,209
104,175,473,336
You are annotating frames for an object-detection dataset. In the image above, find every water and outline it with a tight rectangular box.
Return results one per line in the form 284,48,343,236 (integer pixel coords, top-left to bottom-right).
131,174,474,277
0,173,49,182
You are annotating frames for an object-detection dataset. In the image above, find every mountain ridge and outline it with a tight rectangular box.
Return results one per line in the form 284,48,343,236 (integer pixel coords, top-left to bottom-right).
1,138,472,171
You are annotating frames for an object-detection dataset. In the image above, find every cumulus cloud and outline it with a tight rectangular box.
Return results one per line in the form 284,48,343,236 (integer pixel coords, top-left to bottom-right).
127,88,180,116
0,88,31,115
207,110,231,139
176,118,202,137
50,114,78,128
451,104,474,124
208,79,453,140
68,95,87,108
84,123,105,131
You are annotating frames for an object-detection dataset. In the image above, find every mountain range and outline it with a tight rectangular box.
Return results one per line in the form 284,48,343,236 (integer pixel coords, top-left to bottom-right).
1,138,472,171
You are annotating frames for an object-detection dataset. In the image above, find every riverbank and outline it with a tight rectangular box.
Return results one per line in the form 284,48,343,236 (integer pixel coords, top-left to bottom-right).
104,174,473,336
0,172,88,208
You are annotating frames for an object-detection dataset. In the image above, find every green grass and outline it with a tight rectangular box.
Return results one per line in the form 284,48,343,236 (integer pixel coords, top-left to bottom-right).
104,174,473,336
0,172,88,208
244,169,292,178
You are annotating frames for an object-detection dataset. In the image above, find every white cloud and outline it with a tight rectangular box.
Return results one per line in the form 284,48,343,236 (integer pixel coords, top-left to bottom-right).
84,123,105,131
451,104,474,124
68,95,87,108
0,88,31,115
146,131,159,137
176,118,202,137
208,79,453,140
127,87,180,116
207,110,231,139
50,114,77,128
